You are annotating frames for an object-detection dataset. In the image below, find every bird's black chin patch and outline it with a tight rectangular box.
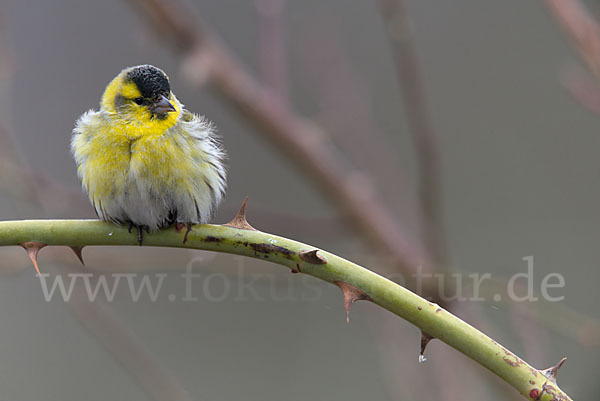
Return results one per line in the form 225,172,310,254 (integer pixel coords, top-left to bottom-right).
150,113,169,121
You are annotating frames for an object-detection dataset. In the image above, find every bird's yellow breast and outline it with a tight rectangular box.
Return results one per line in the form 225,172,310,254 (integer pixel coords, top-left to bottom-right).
73,118,200,204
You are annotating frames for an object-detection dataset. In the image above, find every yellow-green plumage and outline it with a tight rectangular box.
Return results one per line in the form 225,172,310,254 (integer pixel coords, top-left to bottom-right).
71,65,226,232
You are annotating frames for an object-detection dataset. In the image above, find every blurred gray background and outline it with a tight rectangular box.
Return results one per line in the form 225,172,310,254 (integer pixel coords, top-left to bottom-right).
0,0,598,400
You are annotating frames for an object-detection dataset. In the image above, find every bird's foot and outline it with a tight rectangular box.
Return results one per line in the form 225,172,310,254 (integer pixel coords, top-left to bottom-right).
129,224,149,246
136,226,143,246
175,222,193,244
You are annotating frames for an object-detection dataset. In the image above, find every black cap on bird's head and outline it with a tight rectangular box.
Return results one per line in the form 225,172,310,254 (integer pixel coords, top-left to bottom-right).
126,65,176,115
127,65,170,99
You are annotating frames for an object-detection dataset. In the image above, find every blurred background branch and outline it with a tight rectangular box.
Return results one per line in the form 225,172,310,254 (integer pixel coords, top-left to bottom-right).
547,0,600,79
546,0,600,114
64,269,197,401
379,0,448,268
125,0,435,292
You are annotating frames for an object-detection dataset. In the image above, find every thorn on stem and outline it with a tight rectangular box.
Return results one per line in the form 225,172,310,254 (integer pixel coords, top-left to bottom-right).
299,249,326,265
420,331,435,363
224,196,256,231
69,246,85,265
334,281,371,323
19,242,47,275
541,357,567,384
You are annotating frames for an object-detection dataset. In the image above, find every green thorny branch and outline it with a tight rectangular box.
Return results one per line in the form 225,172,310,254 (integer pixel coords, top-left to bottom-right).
0,199,571,401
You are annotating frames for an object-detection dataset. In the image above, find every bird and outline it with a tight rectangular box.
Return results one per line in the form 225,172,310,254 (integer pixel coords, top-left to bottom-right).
71,64,226,245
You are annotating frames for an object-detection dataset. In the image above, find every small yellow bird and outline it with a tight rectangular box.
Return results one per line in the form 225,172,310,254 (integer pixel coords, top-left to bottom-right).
71,65,226,244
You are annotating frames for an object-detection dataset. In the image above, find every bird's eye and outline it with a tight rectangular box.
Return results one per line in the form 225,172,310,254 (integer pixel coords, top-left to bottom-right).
134,97,144,105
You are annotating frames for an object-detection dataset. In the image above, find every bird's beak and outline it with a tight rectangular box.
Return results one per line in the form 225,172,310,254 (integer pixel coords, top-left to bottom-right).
151,95,176,114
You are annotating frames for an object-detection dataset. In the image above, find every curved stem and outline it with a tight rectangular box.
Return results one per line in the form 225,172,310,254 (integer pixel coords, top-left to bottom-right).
0,219,570,401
